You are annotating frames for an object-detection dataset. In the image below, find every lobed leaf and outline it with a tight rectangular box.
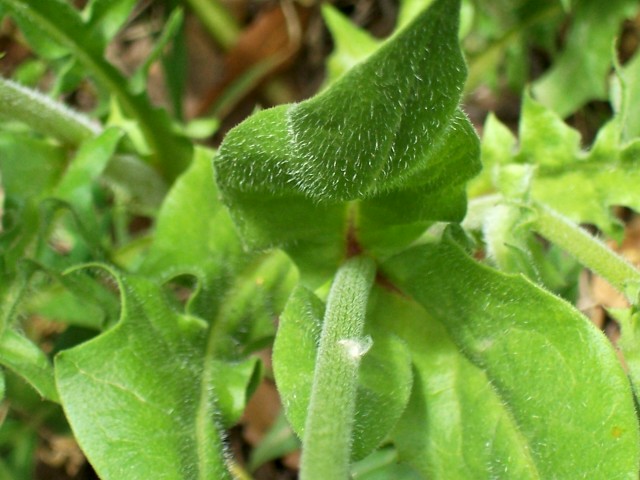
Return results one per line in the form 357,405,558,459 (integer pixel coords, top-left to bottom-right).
532,0,639,116
476,94,640,240
138,147,244,319
55,268,232,480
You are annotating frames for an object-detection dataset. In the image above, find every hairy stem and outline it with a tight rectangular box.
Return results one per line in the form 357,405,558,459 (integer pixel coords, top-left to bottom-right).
300,255,376,480
0,77,99,145
532,205,640,302
0,0,190,180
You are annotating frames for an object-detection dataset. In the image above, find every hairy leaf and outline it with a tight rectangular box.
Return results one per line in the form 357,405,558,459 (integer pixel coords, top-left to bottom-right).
139,147,244,319
139,148,294,350
382,237,639,477
272,286,412,461
55,269,232,480
215,0,480,282
373,287,541,478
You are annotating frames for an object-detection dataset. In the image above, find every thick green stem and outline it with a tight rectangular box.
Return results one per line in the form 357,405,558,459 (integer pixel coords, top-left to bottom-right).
0,77,99,145
300,256,376,480
533,205,640,302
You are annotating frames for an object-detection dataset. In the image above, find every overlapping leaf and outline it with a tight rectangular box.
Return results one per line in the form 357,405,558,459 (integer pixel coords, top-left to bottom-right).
272,286,412,461
215,0,480,282
472,93,640,240
138,147,295,353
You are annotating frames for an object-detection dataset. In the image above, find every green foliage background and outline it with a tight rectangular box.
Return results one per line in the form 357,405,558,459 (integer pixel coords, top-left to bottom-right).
2,0,640,478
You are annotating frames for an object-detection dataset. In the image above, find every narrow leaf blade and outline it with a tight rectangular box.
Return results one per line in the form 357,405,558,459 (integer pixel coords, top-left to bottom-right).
0,330,58,402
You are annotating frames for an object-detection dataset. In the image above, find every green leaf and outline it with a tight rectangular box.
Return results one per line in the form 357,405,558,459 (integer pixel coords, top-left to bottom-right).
139,147,294,356
0,131,66,269
350,446,422,480
210,357,262,427
0,0,192,180
463,0,563,93
272,286,413,461
615,49,640,141
139,147,243,295
23,266,120,330
84,0,139,45
483,95,640,240
136,144,238,312
25,286,103,329
477,201,583,300
467,112,516,197
2,0,104,58
480,202,541,279
55,268,232,480
215,0,480,282
0,415,38,480
532,0,639,116
247,411,300,472
397,0,436,30
321,4,379,85
355,463,422,480
0,329,58,402
610,307,640,399
206,251,295,359
382,237,639,477
372,285,539,478
0,131,65,201
53,127,122,240
129,8,184,94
